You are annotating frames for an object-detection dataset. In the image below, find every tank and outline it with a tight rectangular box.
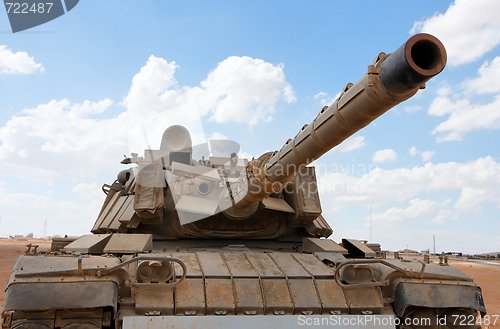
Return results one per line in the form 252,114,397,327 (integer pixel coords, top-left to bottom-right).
2,34,487,329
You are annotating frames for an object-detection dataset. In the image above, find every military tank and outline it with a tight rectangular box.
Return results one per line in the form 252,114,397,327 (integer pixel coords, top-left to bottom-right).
2,34,487,329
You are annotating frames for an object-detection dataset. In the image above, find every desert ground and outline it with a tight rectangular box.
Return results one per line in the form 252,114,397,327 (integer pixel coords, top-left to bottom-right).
451,260,500,327
0,239,498,327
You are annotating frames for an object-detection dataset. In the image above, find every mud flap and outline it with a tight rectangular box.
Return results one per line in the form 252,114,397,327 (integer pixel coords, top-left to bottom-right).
393,283,486,317
123,315,397,329
4,282,118,313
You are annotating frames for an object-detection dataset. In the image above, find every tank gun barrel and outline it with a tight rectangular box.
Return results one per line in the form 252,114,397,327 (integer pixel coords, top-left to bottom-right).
227,33,447,218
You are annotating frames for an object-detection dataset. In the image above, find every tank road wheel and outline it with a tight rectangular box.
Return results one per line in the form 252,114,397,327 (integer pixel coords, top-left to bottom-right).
8,319,110,329
399,307,481,329
3,309,114,329
2,311,53,329
59,324,100,329
55,309,114,329
11,323,52,329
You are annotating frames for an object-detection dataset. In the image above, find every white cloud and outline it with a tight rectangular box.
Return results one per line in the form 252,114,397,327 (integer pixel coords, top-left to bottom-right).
0,98,122,182
313,91,328,101
123,55,295,142
237,150,255,160
409,146,435,162
462,56,500,94
0,55,295,180
0,45,44,74
338,135,365,153
313,91,340,106
202,56,295,126
455,187,487,210
409,146,418,157
411,0,500,66
372,149,397,163
0,183,103,237
123,55,178,113
434,209,455,223
437,85,452,97
428,56,500,141
370,199,438,223
318,157,500,215
121,55,212,154
23,99,113,153
208,132,228,140
420,150,435,162
429,95,500,142
73,182,102,201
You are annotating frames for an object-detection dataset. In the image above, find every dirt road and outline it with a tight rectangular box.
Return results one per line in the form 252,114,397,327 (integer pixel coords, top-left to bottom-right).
451,260,500,327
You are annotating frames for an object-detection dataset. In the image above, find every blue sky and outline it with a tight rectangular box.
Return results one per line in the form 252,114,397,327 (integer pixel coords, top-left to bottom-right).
0,0,498,253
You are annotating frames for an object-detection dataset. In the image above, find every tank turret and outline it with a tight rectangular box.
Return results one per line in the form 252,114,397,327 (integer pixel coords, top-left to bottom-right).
92,33,447,240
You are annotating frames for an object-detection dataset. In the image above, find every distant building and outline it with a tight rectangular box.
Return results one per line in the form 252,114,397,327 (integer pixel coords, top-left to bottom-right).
444,252,463,256
399,248,419,255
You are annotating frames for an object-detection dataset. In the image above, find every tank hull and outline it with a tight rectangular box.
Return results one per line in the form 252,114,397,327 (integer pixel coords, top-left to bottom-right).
2,239,486,329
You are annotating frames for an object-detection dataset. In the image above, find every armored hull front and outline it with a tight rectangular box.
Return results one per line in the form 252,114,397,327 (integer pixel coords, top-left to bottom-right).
4,240,485,328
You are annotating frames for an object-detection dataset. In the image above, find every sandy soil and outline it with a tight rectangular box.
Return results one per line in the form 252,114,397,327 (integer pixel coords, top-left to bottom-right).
451,261,500,327
0,240,498,327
